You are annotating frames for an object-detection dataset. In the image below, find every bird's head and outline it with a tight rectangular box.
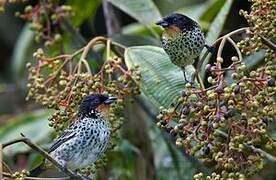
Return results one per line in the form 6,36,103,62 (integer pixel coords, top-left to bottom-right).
156,13,197,37
79,93,117,115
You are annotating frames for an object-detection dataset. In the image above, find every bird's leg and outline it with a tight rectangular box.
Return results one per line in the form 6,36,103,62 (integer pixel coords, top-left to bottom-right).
191,70,197,83
204,44,215,54
73,169,92,180
182,68,189,83
182,67,195,87
58,160,82,179
80,175,92,180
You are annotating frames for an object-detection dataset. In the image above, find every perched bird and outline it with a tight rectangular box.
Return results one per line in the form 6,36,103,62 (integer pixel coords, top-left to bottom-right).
156,13,208,83
31,93,117,177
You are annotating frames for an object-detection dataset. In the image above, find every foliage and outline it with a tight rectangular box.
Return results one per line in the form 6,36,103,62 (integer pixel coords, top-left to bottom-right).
0,0,275,179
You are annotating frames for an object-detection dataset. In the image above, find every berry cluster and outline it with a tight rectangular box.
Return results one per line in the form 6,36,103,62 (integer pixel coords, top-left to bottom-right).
10,170,30,180
158,53,275,178
156,1,275,177
238,0,275,56
26,39,140,174
7,0,73,46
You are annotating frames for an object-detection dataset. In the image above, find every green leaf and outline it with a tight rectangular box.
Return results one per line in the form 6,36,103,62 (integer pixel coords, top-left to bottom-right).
200,0,234,78
176,0,214,21
242,50,265,69
11,24,35,80
125,46,194,108
199,0,226,23
112,34,160,47
122,23,162,36
0,110,53,155
68,0,101,26
108,0,161,26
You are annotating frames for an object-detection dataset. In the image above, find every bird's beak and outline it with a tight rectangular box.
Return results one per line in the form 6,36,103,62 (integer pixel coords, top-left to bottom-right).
104,96,117,105
156,20,169,28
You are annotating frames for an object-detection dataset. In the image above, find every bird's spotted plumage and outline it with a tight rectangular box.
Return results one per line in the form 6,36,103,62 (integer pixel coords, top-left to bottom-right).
31,94,116,176
156,13,205,82
49,112,111,170
161,26,205,68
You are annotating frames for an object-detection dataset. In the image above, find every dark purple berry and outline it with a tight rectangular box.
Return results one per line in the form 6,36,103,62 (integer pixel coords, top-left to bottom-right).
181,106,190,115
165,126,173,133
267,78,275,87
233,85,241,94
205,64,212,73
160,120,167,126
179,131,186,138
225,108,236,118
202,145,210,155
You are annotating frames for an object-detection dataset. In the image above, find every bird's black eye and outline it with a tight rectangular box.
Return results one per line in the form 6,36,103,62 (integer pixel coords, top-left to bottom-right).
172,18,178,24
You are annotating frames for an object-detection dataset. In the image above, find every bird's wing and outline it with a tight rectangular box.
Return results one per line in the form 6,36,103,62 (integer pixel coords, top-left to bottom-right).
48,120,79,153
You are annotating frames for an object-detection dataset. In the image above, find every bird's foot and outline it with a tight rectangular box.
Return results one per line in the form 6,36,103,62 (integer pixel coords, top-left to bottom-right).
184,80,196,88
80,175,92,180
204,44,215,54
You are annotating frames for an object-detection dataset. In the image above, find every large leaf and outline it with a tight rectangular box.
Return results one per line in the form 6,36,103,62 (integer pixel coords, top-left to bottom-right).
199,0,226,23
156,0,199,15
122,23,162,36
0,110,52,155
11,24,35,80
125,46,194,108
177,0,214,21
199,0,234,78
68,0,101,26
108,0,161,26
112,34,160,47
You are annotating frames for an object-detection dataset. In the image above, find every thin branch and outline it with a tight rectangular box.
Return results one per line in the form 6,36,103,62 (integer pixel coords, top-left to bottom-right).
103,0,121,36
217,37,227,58
215,130,276,163
199,27,250,78
2,161,12,174
227,37,243,61
257,33,276,51
59,17,101,64
0,171,69,180
2,137,82,179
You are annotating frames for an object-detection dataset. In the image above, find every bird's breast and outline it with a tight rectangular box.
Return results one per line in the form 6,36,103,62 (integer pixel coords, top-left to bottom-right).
58,117,111,170
161,27,205,68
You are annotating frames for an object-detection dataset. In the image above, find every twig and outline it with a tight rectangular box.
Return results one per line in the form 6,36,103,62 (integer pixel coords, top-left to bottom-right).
227,37,243,61
257,33,276,51
215,130,276,163
2,161,12,174
103,0,121,36
0,171,69,180
59,17,101,64
2,137,82,179
199,27,250,78
217,37,227,58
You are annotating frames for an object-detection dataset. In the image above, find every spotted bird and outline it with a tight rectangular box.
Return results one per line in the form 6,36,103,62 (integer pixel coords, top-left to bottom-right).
156,13,208,83
30,93,117,178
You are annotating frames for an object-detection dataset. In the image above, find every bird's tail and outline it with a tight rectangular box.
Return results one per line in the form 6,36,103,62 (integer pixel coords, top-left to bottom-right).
30,163,45,177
